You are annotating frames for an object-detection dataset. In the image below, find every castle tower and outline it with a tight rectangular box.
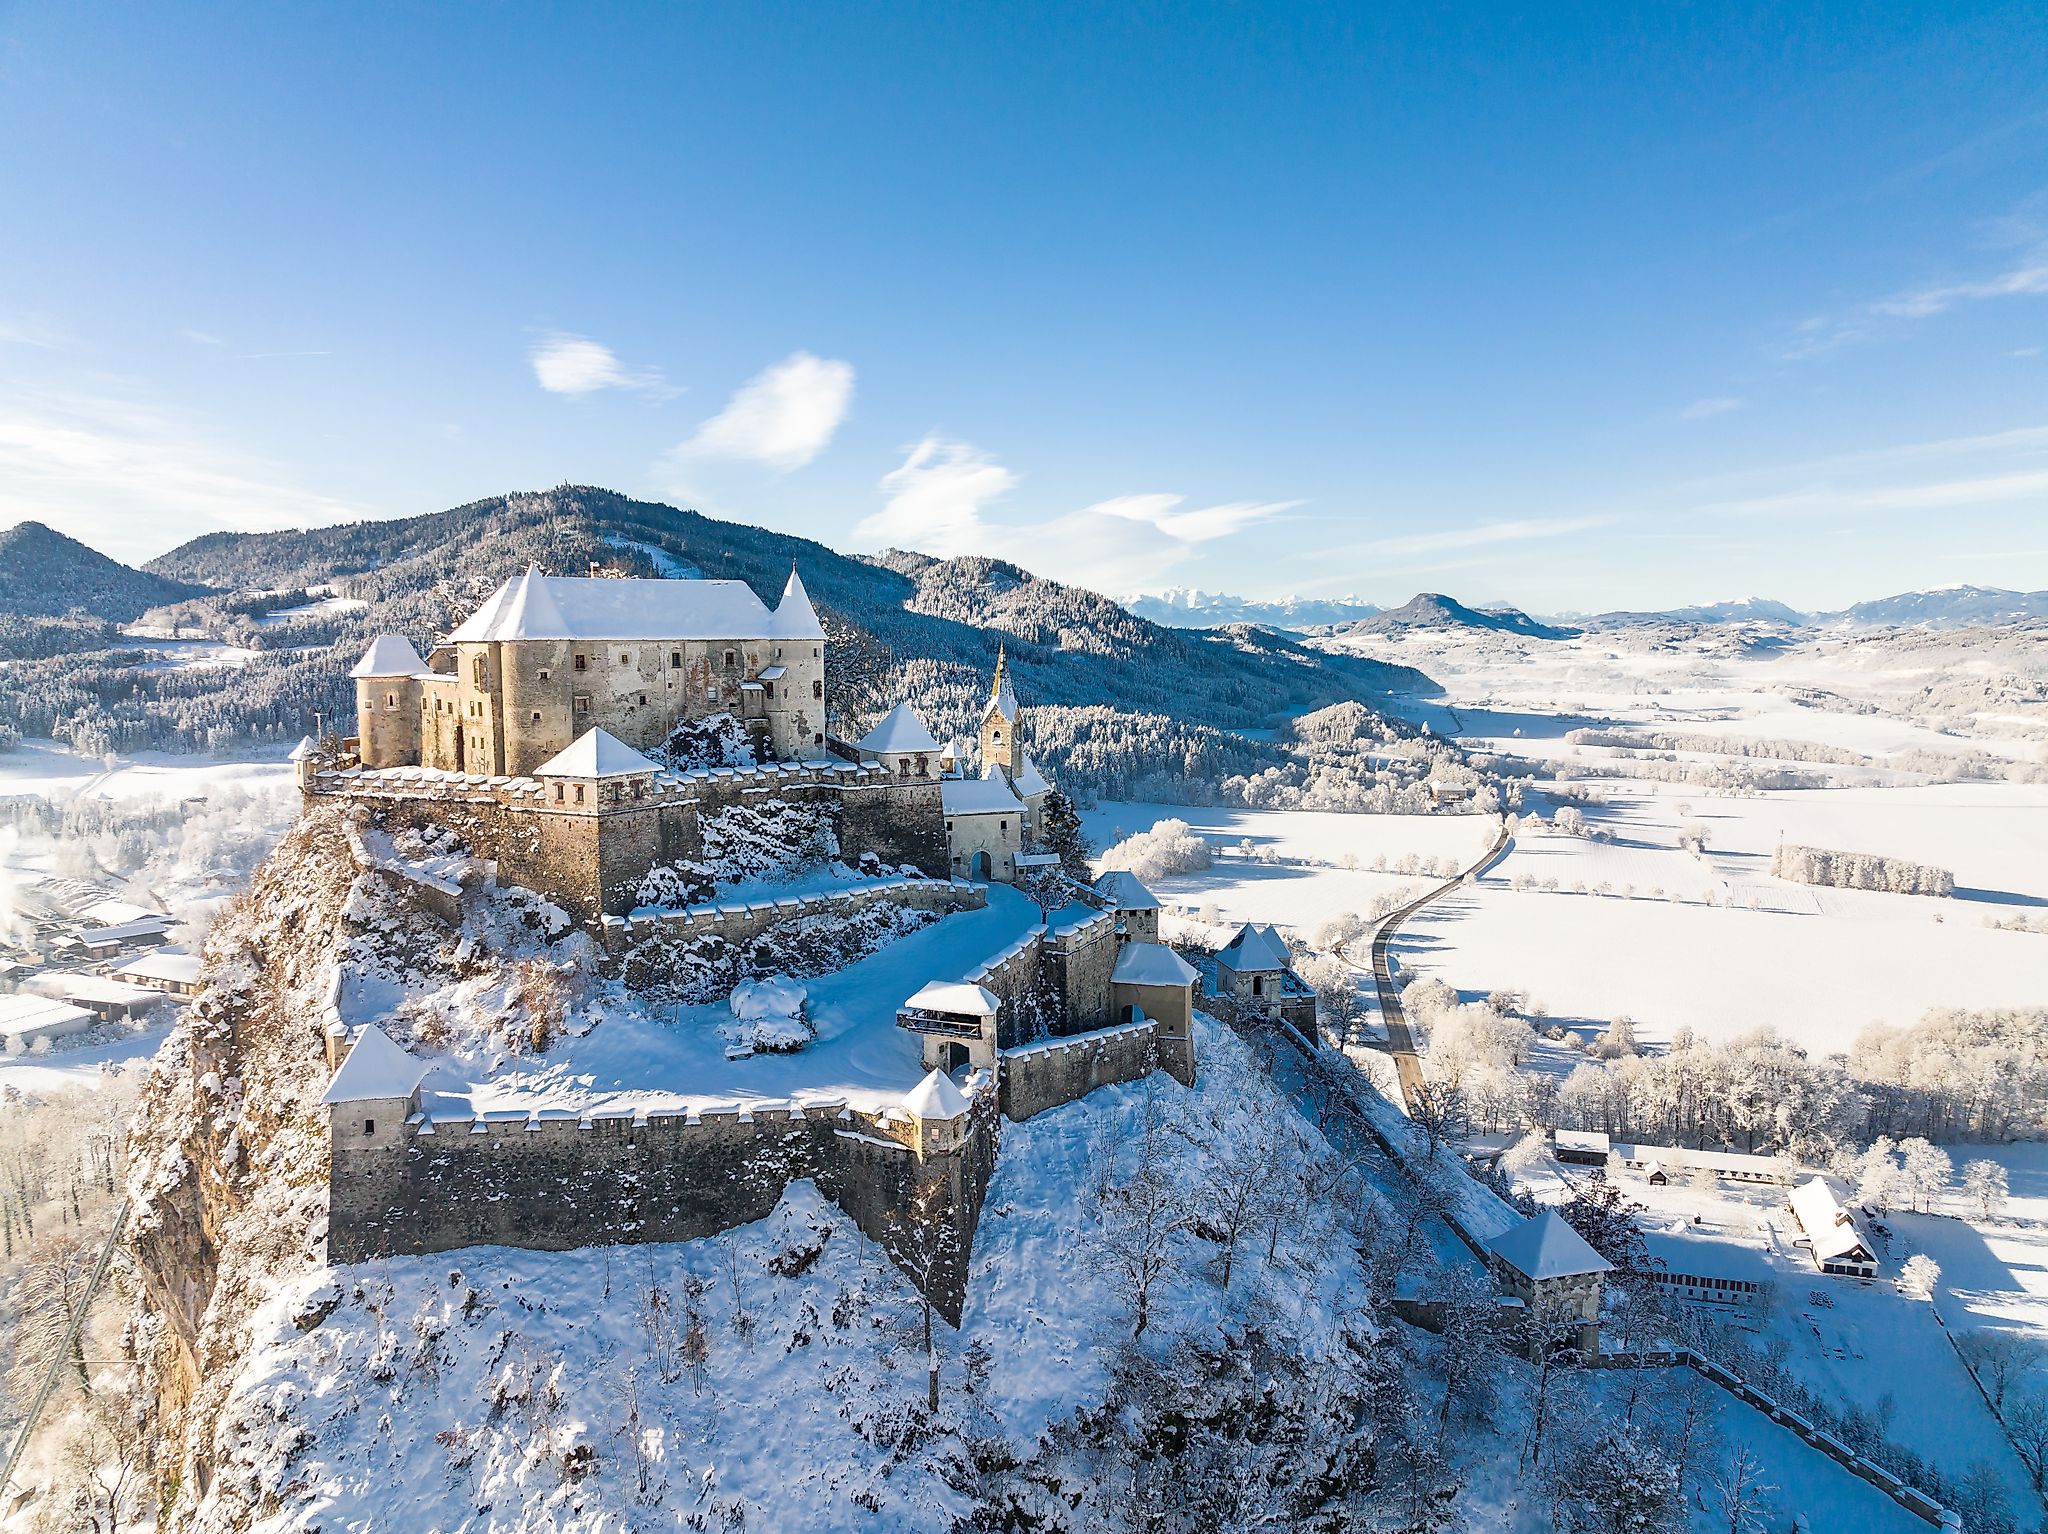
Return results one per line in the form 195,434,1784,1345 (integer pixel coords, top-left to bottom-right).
766,564,828,758
350,634,429,769
978,643,1022,779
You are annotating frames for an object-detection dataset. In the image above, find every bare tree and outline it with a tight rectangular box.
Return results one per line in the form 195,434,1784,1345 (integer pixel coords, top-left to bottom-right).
1959,1331,2040,1411
1706,1445,1776,1534
2009,1388,2048,1491
1409,1079,1465,1161
1095,1108,1191,1339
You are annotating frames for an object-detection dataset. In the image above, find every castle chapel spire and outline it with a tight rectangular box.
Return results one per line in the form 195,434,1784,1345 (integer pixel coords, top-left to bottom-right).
978,641,1023,777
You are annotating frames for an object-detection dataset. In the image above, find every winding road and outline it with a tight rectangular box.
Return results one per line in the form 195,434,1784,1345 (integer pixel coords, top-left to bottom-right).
1366,816,1514,1112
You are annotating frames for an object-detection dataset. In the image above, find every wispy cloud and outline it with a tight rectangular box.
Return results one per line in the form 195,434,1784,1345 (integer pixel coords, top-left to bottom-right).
0,387,362,558
181,328,226,347
1679,396,1745,420
529,332,671,397
854,435,1301,593
1869,257,2048,320
676,352,854,471
1701,468,2048,519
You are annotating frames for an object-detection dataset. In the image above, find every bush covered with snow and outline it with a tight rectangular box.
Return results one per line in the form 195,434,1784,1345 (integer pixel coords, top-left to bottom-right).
621,900,941,1006
657,710,754,771
700,796,839,885
722,975,813,1053
1772,842,1955,897
1096,817,1212,884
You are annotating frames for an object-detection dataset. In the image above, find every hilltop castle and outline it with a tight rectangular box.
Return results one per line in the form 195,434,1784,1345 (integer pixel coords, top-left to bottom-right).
318,567,1055,917
302,566,1204,1316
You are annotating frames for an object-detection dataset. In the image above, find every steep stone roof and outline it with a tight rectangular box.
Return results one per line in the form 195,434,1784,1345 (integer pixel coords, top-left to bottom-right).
770,566,827,641
447,565,784,642
320,1024,429,1105
1215,922,1290,973
533,727,660,779
857,702,942,755
350,634,430,679
1487,1208,1612,1281
1095,870,1160,911
1111,942,1198,987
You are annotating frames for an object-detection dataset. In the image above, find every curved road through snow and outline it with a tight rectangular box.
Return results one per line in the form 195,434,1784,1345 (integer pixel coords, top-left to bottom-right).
1367,817,1513,1112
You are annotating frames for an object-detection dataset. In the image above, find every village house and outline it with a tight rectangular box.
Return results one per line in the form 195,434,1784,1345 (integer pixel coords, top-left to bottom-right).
1788,1177,1879,1278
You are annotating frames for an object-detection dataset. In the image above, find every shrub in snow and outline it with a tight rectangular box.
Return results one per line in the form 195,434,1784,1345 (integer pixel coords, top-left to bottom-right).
723,975,813,1053
658,711,754,771
635,859,714,909
1095,817,1211,884
700,796,839,886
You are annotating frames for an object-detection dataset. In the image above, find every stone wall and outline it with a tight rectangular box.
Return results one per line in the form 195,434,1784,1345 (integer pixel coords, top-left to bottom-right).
1045,912,1117,1036
312,761,951,923
329,1095,999,1323
598,877,986,954
998,1019,1161,1122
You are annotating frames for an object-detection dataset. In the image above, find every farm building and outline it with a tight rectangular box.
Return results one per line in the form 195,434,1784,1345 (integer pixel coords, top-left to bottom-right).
1641,1230,1774,1304
113,948,206,997
1553,1129,1611,1166
1612,1141,1794,1186
1788,1177,1878,1279
0,994,96,1052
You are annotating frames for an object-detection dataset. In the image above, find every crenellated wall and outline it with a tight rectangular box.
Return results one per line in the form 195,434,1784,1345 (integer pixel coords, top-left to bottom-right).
598,877,985,953
998,1018,1162,1121
329,1093,1000,1323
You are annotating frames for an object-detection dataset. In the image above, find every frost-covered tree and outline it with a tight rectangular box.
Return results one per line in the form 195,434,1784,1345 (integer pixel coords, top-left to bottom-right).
1965,1159,2010,1220
1705,1445,1776,1534
1560,1170,1650,1272
1899,1253,1941,1299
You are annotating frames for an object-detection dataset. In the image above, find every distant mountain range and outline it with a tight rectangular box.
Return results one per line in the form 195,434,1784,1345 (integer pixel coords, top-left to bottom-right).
1128,581,2048,635
1122,587,1383,630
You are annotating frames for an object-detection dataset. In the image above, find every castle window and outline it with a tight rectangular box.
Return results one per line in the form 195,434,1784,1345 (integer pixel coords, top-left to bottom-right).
539,669,550,681
364,1119,375,1135
638,694,647,707
473,657,487,686
530,711,542,723
553,784,563,802
619,652,629,665
573,784,585,804
670,651,681,668
575,695,590,714
385,693,397,709
723,649,736,668
708,684,719,702
574,655,587,671
762,682,774,699
812,680,822,699
814,732,823,745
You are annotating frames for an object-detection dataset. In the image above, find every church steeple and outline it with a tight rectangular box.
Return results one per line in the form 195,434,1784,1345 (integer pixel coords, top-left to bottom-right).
978,642,1023,777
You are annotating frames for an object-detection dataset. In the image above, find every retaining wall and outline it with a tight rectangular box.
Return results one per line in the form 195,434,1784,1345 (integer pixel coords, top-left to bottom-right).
999,1019,1160,1121
599,877,985,954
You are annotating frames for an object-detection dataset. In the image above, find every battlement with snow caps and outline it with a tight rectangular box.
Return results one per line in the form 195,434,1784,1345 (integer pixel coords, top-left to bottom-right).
597,876,987,954
323,1024,999,1322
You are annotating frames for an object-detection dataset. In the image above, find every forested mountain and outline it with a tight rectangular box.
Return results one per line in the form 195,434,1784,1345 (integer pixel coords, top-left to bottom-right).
1,488,1433,797
0,520,207,620
1122,586,1383,630
1342,592,1578,640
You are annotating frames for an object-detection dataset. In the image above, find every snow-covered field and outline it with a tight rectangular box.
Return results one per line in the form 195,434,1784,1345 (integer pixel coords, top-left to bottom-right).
0,735,298,803
1080,801,1496,931
1289,627,2048,1050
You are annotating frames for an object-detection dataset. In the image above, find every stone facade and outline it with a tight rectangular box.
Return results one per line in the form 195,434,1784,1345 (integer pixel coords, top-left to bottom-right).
328,1076,999,1324
999,1019,1163,1121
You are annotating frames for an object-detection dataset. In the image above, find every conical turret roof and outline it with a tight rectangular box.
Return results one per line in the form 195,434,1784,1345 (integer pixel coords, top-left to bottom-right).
770,565,827,640
980,642,1019,723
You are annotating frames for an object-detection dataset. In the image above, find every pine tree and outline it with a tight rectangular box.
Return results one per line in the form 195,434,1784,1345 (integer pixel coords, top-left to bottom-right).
1034,787,1092,877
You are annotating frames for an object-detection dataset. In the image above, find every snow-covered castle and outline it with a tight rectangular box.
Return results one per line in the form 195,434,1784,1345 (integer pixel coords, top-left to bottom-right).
304,567,1203,1315
320,567,1059,916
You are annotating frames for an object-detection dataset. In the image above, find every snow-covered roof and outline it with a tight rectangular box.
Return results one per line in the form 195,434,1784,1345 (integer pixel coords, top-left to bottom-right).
901,981,1001,1017
1487,1209,1612,1281
447,565,784,643
1095,870,1161,911
1788,1177,1870,1262
113,950,204,986
942,776,1022,816
1111,942,1198,988
770,567,827,641
533,728,659,779
28,974,159,1007
1642,1230,1774,1286
288,734,318,763
350,634,430,679
1012,753,1050,798
1216,922,1290,972
0,994,93,1039
1554,1129,1611,1154
857,703,942,756
80,898,170,925
320,1024,429,1105
903,1068,971,1121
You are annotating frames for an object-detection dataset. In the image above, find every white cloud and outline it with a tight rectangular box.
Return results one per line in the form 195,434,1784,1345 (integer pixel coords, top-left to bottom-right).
529,332,669,397
1679,396,1745,420
0,388,363,559
1871,257,2048,320
1089,493,1298,543
677,352,854,471
181,328,226,346
854,435,1301,594
1701,467,2048,519
1677,421,2048,521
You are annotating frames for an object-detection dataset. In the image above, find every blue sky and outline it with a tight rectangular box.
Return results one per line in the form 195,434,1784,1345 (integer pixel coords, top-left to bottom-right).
2,2,2045,611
